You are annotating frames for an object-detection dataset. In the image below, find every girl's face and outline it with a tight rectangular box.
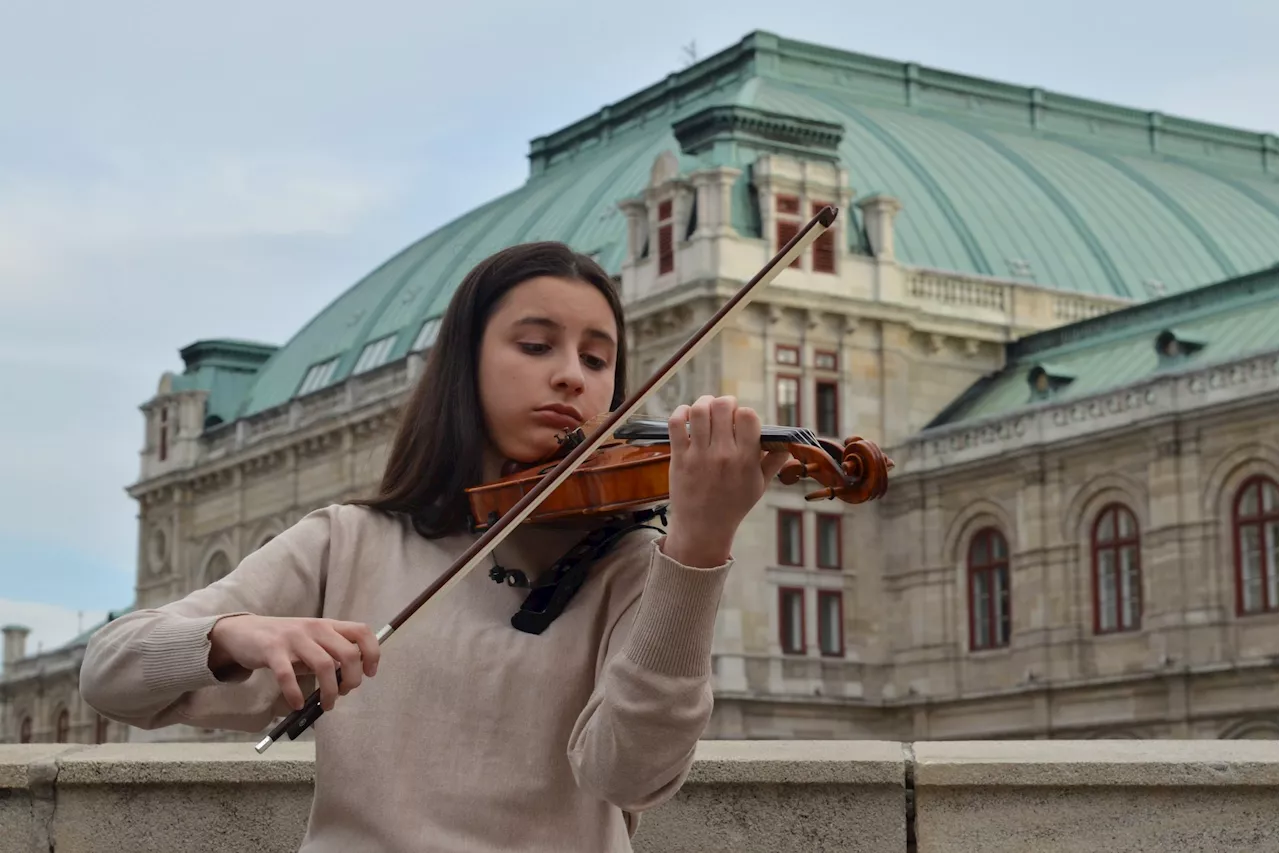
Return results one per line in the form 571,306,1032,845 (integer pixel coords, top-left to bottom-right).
476,275,619,477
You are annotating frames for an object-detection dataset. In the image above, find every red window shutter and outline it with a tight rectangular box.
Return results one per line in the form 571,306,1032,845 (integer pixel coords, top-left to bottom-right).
776,194,800,215
658,199,672,220
776,220,800,267
813,229,836,273
658,223,673,274
811,201,835,273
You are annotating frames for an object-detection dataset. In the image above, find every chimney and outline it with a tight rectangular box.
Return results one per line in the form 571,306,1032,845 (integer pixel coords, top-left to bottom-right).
3,625,30,671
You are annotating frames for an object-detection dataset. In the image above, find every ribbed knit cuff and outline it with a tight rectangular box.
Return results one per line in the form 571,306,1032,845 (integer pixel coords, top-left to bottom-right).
621,541,731,678
139,614,247,694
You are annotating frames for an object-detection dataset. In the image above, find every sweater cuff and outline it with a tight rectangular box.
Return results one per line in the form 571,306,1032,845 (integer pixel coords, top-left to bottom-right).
139,614,248,694
621,540,731,678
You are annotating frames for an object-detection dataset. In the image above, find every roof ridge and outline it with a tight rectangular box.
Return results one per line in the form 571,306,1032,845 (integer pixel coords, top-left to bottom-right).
525,30,1277,178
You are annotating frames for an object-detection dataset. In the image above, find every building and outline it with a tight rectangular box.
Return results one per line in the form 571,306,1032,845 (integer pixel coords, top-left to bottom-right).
3,30,1276,744
2,612,132,745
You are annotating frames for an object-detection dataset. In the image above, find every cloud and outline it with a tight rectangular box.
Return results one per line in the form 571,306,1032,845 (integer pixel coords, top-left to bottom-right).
0,150,409,308
0,599,110,660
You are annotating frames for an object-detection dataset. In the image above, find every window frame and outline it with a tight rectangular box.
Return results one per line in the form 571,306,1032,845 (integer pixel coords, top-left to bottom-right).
778,586,806,654
1091,503,1143,634
817,589,844,656
1233,475,1278,616
777,509,804,567
967,527,1011,651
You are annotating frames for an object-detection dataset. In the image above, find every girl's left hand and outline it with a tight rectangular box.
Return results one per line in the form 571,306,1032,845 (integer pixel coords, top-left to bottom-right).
661,395,791,568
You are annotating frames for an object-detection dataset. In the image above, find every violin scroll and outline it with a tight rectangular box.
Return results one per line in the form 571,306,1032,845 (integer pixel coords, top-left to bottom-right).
775,435,894,505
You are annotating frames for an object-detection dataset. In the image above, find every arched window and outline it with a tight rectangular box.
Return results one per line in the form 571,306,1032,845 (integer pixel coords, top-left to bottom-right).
19,716,32,743
1234,476,1277,615
204,551,233,587
55,708,69,743
1092,504,1142,633
968,527,1010,650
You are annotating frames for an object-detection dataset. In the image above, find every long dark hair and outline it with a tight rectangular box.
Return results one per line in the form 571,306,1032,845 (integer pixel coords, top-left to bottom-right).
351,242,628,538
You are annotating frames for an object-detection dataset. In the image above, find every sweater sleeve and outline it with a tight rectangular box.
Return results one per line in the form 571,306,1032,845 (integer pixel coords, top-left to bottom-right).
79,506,340,734
565,534,728,815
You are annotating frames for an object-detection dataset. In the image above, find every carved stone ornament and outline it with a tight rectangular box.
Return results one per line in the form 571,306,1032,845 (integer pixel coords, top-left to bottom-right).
147,525,169,576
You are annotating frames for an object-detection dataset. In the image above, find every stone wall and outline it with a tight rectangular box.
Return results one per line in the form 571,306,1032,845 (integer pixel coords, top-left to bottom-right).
1,740,1274,852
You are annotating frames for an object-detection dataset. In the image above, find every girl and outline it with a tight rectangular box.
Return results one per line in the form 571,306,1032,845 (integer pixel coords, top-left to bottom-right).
80,241,790,852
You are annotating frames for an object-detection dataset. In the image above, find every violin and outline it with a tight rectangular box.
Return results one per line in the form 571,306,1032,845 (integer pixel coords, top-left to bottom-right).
254,204,891,753
465,415,892,531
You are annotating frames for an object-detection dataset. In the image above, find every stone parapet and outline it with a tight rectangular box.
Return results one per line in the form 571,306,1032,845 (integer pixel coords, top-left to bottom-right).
1,740,1274,852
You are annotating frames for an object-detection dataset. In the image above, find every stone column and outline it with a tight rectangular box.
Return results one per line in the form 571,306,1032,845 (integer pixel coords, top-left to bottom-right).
688,166,741,239
857,194,903,262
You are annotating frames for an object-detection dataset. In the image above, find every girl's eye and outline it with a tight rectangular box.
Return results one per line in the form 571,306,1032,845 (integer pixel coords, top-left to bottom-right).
519,342,549,355
583,355,608,371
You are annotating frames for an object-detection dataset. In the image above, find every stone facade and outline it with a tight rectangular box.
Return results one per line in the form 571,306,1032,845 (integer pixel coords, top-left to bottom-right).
1,626,121,747
2,150,1275,746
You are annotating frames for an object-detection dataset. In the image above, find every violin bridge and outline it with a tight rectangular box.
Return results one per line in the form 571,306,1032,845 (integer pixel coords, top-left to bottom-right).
555,427,586,449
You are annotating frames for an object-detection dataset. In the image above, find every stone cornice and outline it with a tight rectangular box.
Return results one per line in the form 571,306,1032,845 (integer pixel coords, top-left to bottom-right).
130,384,404,505
896,351,1279,475
672,104,844,160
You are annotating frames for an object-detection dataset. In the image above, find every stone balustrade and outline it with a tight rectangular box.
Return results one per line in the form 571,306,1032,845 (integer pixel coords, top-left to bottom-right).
1,740,1275,852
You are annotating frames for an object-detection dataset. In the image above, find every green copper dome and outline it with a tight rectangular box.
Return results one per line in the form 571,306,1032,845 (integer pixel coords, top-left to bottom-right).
231,30,1278,420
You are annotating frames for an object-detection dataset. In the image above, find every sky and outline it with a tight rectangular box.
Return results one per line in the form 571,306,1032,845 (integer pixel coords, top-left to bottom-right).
0,0,1276,657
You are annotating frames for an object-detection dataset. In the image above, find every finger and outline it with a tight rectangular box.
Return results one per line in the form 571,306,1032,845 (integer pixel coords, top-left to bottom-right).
761,449,790,482
296,641,341,711
688,395,713,448
268,651,305,711
709,396,737,448
734,404,761,451
314,630,363,694
667,405,691,460
333,622,380,677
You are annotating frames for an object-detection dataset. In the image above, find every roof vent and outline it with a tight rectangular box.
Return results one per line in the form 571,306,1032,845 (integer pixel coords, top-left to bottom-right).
1154,328,1205,366
1027,362,1074,401
1006,258,1034,280
1143,279,1167,297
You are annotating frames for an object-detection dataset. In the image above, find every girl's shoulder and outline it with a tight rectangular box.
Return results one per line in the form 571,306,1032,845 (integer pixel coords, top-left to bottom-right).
576,520,667,600
273,502,420,556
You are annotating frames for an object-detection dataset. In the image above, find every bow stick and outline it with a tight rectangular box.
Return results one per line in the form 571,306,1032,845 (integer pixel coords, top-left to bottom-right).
254,205,838,753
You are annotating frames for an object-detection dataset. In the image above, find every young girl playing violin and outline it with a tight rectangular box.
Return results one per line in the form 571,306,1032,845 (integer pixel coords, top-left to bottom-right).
80,241,791,853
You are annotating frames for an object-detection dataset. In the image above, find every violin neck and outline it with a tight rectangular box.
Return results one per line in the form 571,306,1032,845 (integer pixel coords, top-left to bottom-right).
610,414,818,448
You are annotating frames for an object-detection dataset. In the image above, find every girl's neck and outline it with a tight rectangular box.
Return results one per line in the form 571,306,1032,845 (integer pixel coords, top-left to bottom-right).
481,448,505,483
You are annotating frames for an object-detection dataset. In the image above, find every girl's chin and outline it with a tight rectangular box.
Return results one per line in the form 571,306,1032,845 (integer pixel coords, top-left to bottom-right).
497,439,561,467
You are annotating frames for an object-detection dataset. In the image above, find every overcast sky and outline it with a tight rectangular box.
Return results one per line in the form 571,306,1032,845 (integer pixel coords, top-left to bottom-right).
0,0,1276,655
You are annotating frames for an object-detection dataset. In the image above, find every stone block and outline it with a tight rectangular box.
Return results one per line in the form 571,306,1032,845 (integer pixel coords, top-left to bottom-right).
0,745,86,853
912,740,1279,853
50,742,314,853
633,740,905,853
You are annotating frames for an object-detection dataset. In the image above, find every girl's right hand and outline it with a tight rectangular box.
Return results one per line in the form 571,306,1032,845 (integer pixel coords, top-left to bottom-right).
207,615,380,712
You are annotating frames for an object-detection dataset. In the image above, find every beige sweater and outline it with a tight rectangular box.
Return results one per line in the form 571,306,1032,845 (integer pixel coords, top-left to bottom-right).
79,504,730,852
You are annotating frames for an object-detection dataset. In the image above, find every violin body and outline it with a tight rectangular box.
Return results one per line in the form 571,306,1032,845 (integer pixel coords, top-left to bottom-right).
466,416,893,531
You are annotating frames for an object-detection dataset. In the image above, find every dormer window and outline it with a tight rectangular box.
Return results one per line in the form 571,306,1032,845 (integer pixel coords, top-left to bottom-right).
298,357,339,396
1027,363,1074,401
413,317,441,352
1155,329,1205,367
353,335,397,375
